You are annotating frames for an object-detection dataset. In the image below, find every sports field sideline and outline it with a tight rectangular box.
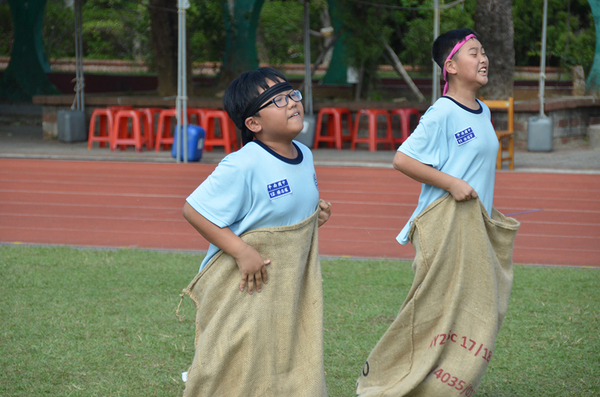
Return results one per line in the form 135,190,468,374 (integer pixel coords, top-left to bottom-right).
1,158,598,267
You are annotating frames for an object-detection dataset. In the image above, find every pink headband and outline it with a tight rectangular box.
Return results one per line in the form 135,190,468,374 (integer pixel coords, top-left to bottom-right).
442,34,477,96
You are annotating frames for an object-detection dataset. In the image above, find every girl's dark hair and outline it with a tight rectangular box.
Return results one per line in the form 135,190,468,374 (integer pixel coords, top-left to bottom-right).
223,67,288,145
432,28,480,70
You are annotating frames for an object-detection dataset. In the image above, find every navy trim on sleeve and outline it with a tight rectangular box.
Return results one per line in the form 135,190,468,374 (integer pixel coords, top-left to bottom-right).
251,140,304,165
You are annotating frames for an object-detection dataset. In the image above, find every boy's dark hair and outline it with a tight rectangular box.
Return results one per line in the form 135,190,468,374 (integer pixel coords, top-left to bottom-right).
223,67,288,145
432,28,480,70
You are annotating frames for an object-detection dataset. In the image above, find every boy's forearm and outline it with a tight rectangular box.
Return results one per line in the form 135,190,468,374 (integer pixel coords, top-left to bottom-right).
183,202,269,294
182,202,247,259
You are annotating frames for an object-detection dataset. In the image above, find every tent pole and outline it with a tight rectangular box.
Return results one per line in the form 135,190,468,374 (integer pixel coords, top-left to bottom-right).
539,0,548,117
176,0,190,163
303,0,313,116
176,0,182,163
432,0,440,104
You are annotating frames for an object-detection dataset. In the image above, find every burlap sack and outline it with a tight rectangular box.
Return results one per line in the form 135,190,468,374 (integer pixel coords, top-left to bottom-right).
182,208,327,397
357,195,520,397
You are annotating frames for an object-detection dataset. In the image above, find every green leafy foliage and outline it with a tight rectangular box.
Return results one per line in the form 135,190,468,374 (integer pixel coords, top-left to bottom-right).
333,0,476,97
0,0,596,77
83,19,128,59
0,2,14,56
258,1,305,65
514,0,595,73
187,0,226,63
256,0,328,66
400,0,476,74
36,0,152,62
81,0,151,61
42,0,75,59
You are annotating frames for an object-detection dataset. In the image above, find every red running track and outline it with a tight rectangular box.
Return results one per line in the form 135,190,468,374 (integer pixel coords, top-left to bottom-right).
1,159,599,267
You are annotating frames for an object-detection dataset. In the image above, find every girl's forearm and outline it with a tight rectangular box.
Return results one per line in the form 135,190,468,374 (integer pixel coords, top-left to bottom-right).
393,151,457,191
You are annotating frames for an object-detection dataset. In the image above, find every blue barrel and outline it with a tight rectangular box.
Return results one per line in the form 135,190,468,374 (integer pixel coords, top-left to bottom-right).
172,124,205,161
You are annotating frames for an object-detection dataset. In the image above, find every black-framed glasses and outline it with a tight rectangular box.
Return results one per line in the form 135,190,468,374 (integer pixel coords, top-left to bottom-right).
256,90,303,113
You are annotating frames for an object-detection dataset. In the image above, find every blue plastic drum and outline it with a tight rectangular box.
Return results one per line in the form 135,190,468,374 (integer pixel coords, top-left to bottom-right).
172,124,205,161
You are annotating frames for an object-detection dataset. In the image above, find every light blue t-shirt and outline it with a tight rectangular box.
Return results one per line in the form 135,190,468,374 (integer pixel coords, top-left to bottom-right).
186,140,320,270
396,96,499,245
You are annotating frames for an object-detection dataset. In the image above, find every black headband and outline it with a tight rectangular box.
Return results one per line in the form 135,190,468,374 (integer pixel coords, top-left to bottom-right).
242,81,293,120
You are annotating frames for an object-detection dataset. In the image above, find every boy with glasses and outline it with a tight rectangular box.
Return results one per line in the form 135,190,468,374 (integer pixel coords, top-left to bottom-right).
181,67,331,396
183,67,331,292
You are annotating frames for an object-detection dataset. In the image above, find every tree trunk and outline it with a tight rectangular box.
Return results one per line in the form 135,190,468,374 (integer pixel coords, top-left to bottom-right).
474,0,515,99
319,8,334,68
0,0,60,102
322,0,349,85
148,0,192,97
383,39,425,102
586,0,600,96
217,0,265,88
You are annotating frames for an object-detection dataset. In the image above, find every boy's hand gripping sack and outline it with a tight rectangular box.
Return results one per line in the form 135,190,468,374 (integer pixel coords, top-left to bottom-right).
182,208,327,397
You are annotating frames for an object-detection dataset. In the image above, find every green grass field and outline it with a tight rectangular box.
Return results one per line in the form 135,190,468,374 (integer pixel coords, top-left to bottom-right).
1,246,598,396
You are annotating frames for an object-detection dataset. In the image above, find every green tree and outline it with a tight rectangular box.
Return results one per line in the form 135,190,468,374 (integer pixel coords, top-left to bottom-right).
324,0,396,97
0,0,60,102
148,0,191,97
513,0,594,73
0,1,14,57
587,0,600,95
81,0,151,61
475,0,515,99
321,0,350,85
187,0,225,64
400,0,475,74
258,1,304,65
218,0,265,87
326,0,474,99
43,0,75,60
38,0,153,62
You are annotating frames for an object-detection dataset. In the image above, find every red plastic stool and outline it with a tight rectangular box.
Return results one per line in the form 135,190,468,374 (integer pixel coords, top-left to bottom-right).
110,109,150,152
390,108,420,146
187,108,216,127
154,109,178,151
350,109,394,152
87,106,133,149
87,108,113,149
154,108,197,151
202,110,238,154
137,107,163,149
313,107,353,150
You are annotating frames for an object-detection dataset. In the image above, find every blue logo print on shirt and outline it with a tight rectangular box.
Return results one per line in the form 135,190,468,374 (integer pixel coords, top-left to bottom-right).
267,179,292,200
454,127,476,146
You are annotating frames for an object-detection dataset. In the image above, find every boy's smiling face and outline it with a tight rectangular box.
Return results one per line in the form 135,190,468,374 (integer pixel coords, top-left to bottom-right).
248,79,305,144
446,38,488,91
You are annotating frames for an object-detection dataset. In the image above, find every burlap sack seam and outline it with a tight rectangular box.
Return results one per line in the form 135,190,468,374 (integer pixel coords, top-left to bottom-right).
181,208,321,347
